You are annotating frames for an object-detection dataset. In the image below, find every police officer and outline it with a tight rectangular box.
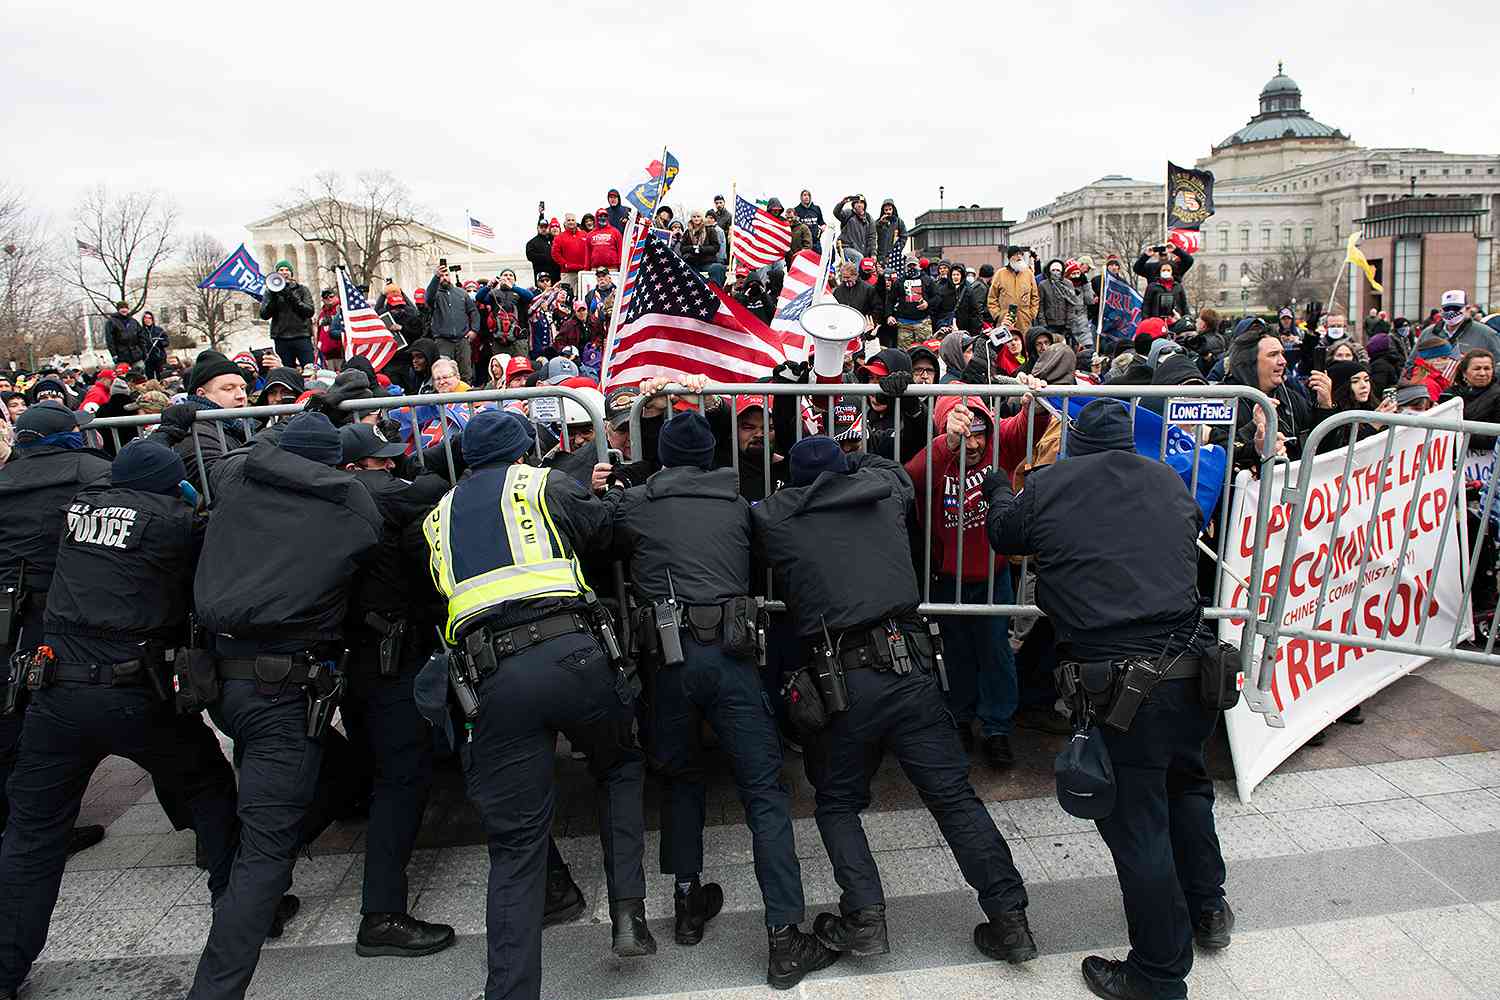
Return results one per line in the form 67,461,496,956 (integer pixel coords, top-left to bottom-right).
335,422,456,957
751,435,1037,966
188,412,383,1000
984,399,1231,1000
422,409,650,1000
608,412,839,989
0,441,240,1000
0,402,110,858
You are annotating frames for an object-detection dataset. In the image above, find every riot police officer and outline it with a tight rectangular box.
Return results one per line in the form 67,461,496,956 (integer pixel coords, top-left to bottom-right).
422,409,650,1000
334,422,456,957
0,402,110,858
187,412,384,1000
0,441,239,1000
985,399,1232,1000
751,436,1037,966
608,412,838,989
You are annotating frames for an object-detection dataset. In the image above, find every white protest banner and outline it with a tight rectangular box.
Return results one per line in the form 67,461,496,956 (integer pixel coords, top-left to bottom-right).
1217,399,1473,801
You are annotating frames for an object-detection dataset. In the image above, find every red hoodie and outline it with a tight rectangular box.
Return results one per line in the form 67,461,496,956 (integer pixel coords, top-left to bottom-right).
904,394,1050,581
551,227,589,273
586,225,623,270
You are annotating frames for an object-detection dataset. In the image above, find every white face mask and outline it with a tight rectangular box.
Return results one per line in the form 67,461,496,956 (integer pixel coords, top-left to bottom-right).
1009,259,1025,272
1160,271,1173,282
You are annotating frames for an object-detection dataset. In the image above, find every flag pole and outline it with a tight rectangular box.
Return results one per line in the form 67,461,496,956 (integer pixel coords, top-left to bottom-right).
1163,162,1171,247
464,207,472,264
600,208,639,390
727,180,738,283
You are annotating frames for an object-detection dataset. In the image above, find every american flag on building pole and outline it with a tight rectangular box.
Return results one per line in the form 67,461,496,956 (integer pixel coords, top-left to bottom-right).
601,230,787,392
76,238,103,261
732,195,791,271
468,216,494,240
336,267,400,371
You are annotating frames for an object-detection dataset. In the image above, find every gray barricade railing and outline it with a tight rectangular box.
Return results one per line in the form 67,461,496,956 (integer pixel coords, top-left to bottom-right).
626,381,1285,726
1258,406,1500,680
86,386,612,507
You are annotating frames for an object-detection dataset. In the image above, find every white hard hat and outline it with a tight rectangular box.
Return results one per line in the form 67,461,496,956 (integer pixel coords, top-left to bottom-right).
562,387,605,426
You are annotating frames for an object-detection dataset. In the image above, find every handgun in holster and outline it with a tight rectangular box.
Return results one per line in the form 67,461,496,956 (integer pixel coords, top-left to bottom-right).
303,649,347,741
654,569,684,668
927,618,949,692
815,616,849,715
366,612,408,678
583,591,625,665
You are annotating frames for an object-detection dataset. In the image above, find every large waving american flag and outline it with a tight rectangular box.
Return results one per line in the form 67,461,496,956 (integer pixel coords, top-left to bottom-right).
337,268,400,371
770,249,827,363
602,231,786,391
732,195,791,271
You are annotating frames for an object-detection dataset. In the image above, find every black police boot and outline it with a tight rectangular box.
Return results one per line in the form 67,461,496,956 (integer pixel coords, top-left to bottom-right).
983,734,1014,770
65,824,105,857
356,912,456,958
1194,900,1235,950
267,895,301,939
609,898,657,957
812,905,889,956
767,924,840,990
1081,955,1181,1000
543,864,586,926
973,908,1038,964
1339,705,1365,725
673,880,724,946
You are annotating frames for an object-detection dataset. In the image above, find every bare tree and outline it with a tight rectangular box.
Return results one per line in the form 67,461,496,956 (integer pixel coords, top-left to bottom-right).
1078,212,1161,289
70,186,178,320
0,184,75,366
167,233,251,352
278,171,433,289
1248,241,1331,315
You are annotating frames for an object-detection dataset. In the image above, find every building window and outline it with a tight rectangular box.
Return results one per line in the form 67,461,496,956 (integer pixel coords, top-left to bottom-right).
1282,227,1293,247
1218,290,1228,303
1478,238,1492,315
1262,228,1272,249
1219,229,1229,252
1304,227,1314,246
1240,229,1250,251
1217,263,1227,282
1393,237,1421,321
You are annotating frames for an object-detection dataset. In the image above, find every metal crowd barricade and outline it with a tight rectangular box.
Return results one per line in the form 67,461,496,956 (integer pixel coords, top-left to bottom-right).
626,381,1286,726
86,386,612,507
1258,407,1500,671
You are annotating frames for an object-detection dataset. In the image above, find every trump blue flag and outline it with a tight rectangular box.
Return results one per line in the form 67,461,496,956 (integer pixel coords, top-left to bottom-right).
197,244,267,300
1099,273,1142,343
1064,397,1227,525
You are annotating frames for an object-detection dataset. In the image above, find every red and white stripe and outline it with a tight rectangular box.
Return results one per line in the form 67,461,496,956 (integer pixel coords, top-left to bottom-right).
771,250,827,362
733,198,792,270
338,270,399,371
605,287,787,390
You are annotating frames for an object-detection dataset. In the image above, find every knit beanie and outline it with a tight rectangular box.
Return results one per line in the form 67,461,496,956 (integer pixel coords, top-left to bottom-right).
788,435,848,486
462,409,535,468
278,412,343,466
657,412,716,470
111,439,186,495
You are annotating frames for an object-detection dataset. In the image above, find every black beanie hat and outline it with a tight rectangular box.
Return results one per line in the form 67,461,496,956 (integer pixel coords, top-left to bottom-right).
657,412,716,470
1327,360,1369,395
111,439,187,495
187,351,245,393
278,412,343,466
788,435,848,486
462,409,535,468
1066,400,1135,458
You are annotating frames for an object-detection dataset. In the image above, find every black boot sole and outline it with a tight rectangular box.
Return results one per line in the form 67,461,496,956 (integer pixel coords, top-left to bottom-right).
767,949,840,990
355,928,456,958
1194,930,1232,950
611,937,658,958
812,927,889,957
974,934,1038,964
543,894,586,927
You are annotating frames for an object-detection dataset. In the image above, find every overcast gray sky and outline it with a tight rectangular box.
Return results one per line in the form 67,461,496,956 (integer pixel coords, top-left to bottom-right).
5,0,1498,258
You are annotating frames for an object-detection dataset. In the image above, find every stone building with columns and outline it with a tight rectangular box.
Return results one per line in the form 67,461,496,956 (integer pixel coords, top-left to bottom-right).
1009,66,1499,320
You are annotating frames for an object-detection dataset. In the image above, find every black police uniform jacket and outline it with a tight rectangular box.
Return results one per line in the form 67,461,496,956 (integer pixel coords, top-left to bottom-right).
194,441,382,646
0,446,112,601
348,468,450,656
608,466,751,604
751,453,920,640
985,449,1200,660
45,485,203,663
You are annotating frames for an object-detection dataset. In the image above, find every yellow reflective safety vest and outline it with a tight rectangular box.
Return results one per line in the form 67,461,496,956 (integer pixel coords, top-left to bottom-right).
424,463,591,643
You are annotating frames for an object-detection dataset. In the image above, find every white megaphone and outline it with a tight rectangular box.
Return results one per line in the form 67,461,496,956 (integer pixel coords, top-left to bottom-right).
264,272,287,293
799,302,865,379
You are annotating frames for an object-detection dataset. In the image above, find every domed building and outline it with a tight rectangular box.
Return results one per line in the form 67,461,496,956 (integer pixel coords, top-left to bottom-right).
1009,66,1499,321
1202,65,1357,183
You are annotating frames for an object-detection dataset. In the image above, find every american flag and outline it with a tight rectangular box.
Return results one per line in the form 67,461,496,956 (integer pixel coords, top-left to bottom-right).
732,195,791,270
883,244,904,277
771,250,825,362
76,238,103,261
337,268,399,371
469,216,494,240
602,232,786,391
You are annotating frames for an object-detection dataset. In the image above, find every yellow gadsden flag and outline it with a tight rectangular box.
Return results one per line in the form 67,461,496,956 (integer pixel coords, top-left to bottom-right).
1346,231,1382,293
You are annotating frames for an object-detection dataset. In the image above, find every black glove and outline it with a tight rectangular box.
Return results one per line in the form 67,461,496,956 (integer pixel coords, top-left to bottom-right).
158,403,196,441
982,469,1011,499
771,360,809,384
878,371,912,398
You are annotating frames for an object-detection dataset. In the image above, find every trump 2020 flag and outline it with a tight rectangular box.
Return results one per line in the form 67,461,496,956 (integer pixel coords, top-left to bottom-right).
197,244,267,301
1065,397,1227,525
1098,273,1143,342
